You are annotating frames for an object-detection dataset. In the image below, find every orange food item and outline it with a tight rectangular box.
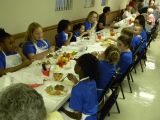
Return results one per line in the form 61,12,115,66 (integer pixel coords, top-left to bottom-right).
56,52,74,67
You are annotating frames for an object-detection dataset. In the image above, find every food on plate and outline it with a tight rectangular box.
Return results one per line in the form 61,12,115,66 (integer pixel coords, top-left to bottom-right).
45,85,66,96
53,73,63,81
46,60,51,65
54,85,64,91
101,41,112,47
100,38,115,47
72,51,78,56
47,54,54,58
56,52,76,67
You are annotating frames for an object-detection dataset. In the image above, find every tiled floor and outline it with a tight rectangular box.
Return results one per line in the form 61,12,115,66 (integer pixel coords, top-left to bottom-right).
105,34,160,120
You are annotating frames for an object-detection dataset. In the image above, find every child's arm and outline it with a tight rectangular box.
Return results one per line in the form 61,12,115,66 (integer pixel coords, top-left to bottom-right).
80,31,89,37
64,32,73,46
88,21,98,32
67,73,79,84
98,22,106,30
0,60,31,76
28,46,55,60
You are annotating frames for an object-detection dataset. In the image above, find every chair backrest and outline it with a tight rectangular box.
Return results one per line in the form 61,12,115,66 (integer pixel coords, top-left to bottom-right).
132,38,145,58
98,72,119,103
115,63,133,84
146,25,158,48
98,86,120,120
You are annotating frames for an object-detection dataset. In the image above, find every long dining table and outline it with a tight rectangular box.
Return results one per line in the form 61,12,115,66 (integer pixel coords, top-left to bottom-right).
0,15,134,113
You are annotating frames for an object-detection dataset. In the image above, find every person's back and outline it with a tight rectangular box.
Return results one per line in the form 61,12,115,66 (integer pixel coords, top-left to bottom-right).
118,51,132,76
140,29,148,47
97,45,120,99
131,36,142,51
98,61,115,98
70,79,98,120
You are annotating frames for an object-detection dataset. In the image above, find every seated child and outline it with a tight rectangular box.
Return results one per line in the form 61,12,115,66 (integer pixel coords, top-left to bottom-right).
56,20,73,49
71,23,89,42
60,54,99,120
117,35,133,77
23,22,55,60
131,25,143,52
0,28,31,76
84,11,99,32
97,45,120,99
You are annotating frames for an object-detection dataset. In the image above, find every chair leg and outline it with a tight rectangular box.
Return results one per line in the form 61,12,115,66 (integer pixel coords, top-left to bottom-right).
115,101,120,113
140,60,144,72
108,112,110,116
144,59,146,67
127,77,132,93
129,72,134,82
120,84,125,99
127,74,130,80
134,67,137,74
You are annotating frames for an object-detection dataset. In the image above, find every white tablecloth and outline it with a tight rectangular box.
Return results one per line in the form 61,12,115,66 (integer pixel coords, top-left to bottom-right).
0,16,134,113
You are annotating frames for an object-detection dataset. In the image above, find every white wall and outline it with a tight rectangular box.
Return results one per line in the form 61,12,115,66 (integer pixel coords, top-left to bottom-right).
119,0,130,9
0,0,127,34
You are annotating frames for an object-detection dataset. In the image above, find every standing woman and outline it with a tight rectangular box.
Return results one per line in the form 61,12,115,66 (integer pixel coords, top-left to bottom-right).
117,35,132,77
0,29,31,76
23,22,55,60
84,11,99,32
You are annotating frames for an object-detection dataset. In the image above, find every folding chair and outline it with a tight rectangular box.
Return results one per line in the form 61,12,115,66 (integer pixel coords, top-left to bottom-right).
98,73,120,120
131,38,145,73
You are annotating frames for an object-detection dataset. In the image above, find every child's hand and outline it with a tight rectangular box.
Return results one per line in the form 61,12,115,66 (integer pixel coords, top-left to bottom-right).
94,21,98,25
67,73,78,84
98,52,105,60
91,51,99,58
15,47,22,53
68,32,73,37
22,60,32,67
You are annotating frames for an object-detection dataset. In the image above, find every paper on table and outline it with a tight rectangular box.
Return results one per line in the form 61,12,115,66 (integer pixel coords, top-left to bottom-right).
0,76,13,91
7,65,44,84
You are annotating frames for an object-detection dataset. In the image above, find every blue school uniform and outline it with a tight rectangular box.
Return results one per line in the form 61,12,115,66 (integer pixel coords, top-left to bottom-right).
84,20,94,31
69,78,98,120
73,31,81,37
140,29,147,49
70,31,81,42
56,31,68,48
97,61,115,99
131,36,142,51
23,40,50,57
117,51,132,76
0,51,22,69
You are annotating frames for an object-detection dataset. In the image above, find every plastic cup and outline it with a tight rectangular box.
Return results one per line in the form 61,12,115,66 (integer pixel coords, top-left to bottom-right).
42,69,50,77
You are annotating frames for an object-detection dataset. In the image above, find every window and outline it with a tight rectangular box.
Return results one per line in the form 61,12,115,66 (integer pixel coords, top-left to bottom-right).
84,0,95,8
55,0,72,11
101,0,106,6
